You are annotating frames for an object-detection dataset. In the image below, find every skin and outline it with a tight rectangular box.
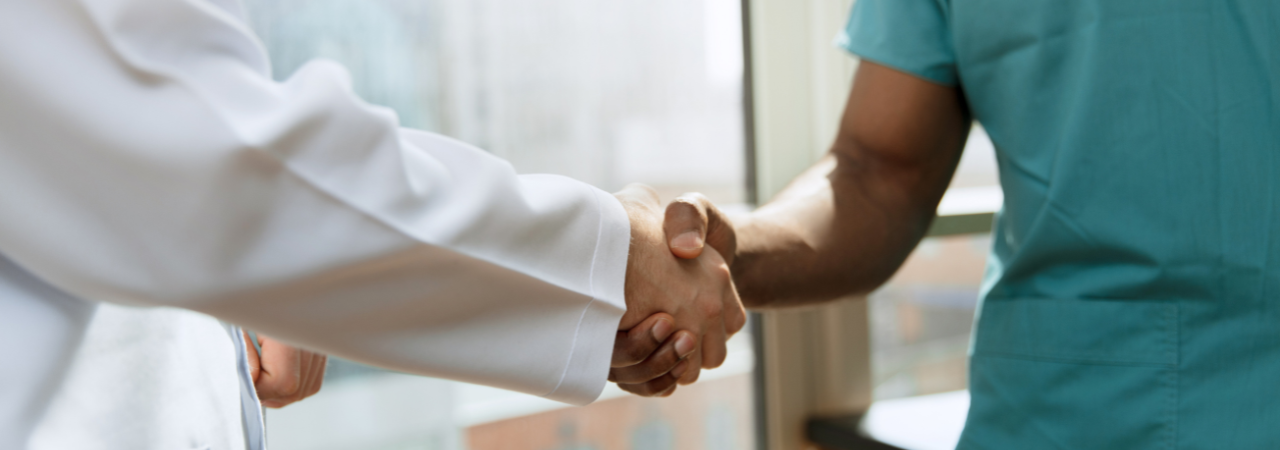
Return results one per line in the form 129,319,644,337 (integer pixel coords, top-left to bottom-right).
248,183,748,406
665,61,971,307
611,184,747,396
243,332,328,408
241,63,936,405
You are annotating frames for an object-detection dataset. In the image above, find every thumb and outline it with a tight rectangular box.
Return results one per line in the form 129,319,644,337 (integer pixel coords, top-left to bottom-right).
664,199,706,259
664,193,736,265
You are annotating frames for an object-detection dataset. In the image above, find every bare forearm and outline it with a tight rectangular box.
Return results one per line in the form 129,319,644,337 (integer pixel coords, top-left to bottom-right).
730,151,945,308
729,62,970,309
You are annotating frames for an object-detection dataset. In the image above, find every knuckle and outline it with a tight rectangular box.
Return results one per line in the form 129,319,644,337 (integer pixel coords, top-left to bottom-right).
668,198,707,220
698,297,723,318
728,309,747,334
278,378,302,397
667,198,695,211
679,367,701,385
706,351,727,369
713,264,732,281
687,192,711,206
677,192,708,206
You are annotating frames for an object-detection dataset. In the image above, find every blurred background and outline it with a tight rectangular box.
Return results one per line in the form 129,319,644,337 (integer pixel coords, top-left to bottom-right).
240,0,999,449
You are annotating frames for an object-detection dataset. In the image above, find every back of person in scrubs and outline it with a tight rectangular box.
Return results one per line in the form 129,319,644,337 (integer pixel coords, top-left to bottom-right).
660,0,1280,447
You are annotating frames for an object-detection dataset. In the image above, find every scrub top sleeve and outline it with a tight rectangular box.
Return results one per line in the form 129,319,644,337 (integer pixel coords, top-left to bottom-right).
837,0,959,86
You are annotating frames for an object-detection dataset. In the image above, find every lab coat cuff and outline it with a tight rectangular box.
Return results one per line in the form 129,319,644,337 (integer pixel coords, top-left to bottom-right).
542,188,630,405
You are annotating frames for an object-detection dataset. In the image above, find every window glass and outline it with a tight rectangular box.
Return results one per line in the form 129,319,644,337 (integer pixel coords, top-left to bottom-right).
869,125,999,401
949,126,1000,189
244,0,746,206
242,0,752,449
870,234,988,400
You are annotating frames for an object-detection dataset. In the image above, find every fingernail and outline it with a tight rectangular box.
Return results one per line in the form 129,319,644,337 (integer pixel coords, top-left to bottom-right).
670,360,690,379
671,231,703,251
674,334,696,357
651,319,674,341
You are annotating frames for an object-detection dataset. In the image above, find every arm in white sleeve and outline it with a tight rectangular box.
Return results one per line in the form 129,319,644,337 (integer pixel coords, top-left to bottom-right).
0,0,630,405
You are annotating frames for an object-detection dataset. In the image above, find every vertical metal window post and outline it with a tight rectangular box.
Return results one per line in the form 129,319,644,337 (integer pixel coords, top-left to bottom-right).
738,1,870,449
739,2,1000,448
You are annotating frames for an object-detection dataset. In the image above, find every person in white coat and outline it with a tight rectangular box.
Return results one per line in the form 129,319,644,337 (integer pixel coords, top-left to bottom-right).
0,0,747,448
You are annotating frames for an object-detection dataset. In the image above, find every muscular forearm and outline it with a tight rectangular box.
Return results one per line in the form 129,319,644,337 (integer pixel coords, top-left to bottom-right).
729,62,970,308
731,151,946,307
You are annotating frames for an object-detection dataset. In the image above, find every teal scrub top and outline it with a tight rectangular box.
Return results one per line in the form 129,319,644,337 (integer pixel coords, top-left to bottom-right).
841,1,1280,448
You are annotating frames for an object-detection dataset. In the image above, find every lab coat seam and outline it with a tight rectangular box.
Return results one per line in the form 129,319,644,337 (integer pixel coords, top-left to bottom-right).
543,185,607,399
542,300,595,399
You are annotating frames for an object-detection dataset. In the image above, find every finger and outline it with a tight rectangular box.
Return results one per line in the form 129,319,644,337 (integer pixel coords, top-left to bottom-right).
242,330,261,383
677,351,702,386
697,245,746,339
723,275,748,338
612,313,676,367
664,197,708,259
665,193,736,266
295,351,318,402
701,321,729,370
610,330,697,384
616,359,691,397
701,200,737,267
257,337,302,408
294,352,313,402
305,353,327,398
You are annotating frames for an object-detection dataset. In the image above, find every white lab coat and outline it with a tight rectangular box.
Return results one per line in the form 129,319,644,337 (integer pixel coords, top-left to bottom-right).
0,0,632,448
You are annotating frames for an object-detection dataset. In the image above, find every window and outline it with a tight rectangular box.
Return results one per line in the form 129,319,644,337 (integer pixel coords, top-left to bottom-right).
241,0,754,449
871,127,999,400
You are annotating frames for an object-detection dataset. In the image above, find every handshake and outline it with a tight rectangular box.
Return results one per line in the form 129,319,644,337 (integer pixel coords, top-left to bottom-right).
609,184,743,398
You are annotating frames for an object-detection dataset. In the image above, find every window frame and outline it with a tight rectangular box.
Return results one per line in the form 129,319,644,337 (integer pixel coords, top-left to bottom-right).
738,1,998,448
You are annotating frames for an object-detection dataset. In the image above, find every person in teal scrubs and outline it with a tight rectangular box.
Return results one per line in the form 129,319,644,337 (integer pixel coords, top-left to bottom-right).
660,0,1279,447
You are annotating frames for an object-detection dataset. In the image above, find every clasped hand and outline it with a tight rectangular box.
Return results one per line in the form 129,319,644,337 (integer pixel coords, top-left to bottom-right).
609,185,741,397
242,184,738,404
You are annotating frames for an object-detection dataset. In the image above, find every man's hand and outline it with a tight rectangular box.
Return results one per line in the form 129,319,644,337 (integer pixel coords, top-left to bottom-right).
243,331,327,408
663,192,737,263
609,312,698,397
609,184,747,397
662,62,970,308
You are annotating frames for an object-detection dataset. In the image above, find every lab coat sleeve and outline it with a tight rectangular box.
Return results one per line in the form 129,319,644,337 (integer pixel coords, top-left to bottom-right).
0,0,632,405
